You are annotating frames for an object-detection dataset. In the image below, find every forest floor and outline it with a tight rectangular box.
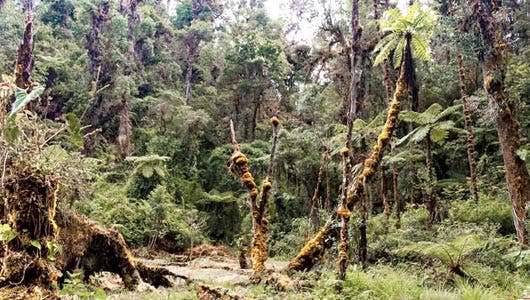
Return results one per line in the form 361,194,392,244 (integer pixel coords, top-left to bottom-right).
61,244,290,300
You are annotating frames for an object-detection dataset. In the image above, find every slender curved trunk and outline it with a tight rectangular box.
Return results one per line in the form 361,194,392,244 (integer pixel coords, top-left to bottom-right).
288,39,412,272
474,0,530,245
457,54,479,203
185,59,193,105
381,166,390,219
309,149,329,229
337,0,363,280
425,137,437,231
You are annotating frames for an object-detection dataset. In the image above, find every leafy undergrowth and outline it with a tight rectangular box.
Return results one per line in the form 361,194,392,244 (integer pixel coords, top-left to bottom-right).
61,197,530,300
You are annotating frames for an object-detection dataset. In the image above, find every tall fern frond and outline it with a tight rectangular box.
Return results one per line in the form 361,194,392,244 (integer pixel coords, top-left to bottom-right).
411,35,431,62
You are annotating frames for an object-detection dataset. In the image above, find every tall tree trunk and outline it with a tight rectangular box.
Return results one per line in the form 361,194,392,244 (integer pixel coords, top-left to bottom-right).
185,58,193,105
425,137,437,231
457,53,479,203
473,0,530,245
116,0,139,159
117,98,132,158
15,14,34,89
393,151,400,228
381,166,390,219
337,0,363,280
288,39,412,272
309,149,329,229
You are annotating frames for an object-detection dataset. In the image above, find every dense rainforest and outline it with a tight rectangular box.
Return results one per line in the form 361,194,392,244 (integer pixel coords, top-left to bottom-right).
1,0,530,299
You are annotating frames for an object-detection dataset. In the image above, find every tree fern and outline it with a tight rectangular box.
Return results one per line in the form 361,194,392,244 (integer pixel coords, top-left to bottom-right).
373,3,438,68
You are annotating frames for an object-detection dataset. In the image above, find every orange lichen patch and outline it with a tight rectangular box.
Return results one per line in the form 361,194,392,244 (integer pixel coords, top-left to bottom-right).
340,146,350,157
241,172,256,188
261,178,272,194
336,206,352,217
236,155,248,165
270,116,280,126
250,224,268,279
287,223,330,271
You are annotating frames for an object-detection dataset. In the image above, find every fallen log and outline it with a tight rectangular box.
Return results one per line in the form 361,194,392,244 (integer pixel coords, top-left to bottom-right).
55,210,177,289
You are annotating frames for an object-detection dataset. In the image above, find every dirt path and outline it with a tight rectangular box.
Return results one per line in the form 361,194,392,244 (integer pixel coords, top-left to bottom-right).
95,246,289,300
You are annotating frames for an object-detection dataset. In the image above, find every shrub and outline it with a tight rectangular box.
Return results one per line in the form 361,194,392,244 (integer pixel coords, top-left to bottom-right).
448,194,514,236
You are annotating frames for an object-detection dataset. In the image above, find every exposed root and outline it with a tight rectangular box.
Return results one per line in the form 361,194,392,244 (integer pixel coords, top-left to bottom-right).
55,211,177,289
136,262,179,288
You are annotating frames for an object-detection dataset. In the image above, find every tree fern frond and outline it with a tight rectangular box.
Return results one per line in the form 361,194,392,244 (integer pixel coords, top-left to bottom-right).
418,103,444,124
433,104,463,122
392,39,405,69
374,37,399,66
396,127,420,146
411,35,431,62
410,126,431,144
430,126,450,145
399,110,424,124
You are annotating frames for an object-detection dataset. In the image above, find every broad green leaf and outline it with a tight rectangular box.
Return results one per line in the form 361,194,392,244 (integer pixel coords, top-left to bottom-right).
396,127,420,146
46,240,63,261
410,126,430,144
0,224,17,243
153,165,166,177
353,119,367,131
399,110,424,124
30,240,41,250
517,148,530,161
9,85,45,117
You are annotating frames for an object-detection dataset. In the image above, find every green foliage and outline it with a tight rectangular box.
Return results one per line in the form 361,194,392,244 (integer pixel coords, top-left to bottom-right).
373,3,439,67
269,217,312,258
396,234,485,266
10,86,45,117
3,85,45,144
398,103,464,146
0,224,17,243
46,240,63,261
64,113,83,148
85,179,206,249
125,155,169,199
448,195,515,235
60,271,106,300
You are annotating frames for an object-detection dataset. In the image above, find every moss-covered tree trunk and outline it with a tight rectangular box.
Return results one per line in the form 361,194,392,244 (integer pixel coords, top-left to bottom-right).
229,117,279,281
288,39,412,272
456,53,479,203
14,14,34,90
473,0,530,245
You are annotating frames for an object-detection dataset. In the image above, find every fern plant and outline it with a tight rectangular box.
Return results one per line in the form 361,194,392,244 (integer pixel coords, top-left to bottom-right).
373,3,439,68
397,103,464,229
396,234,485,283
